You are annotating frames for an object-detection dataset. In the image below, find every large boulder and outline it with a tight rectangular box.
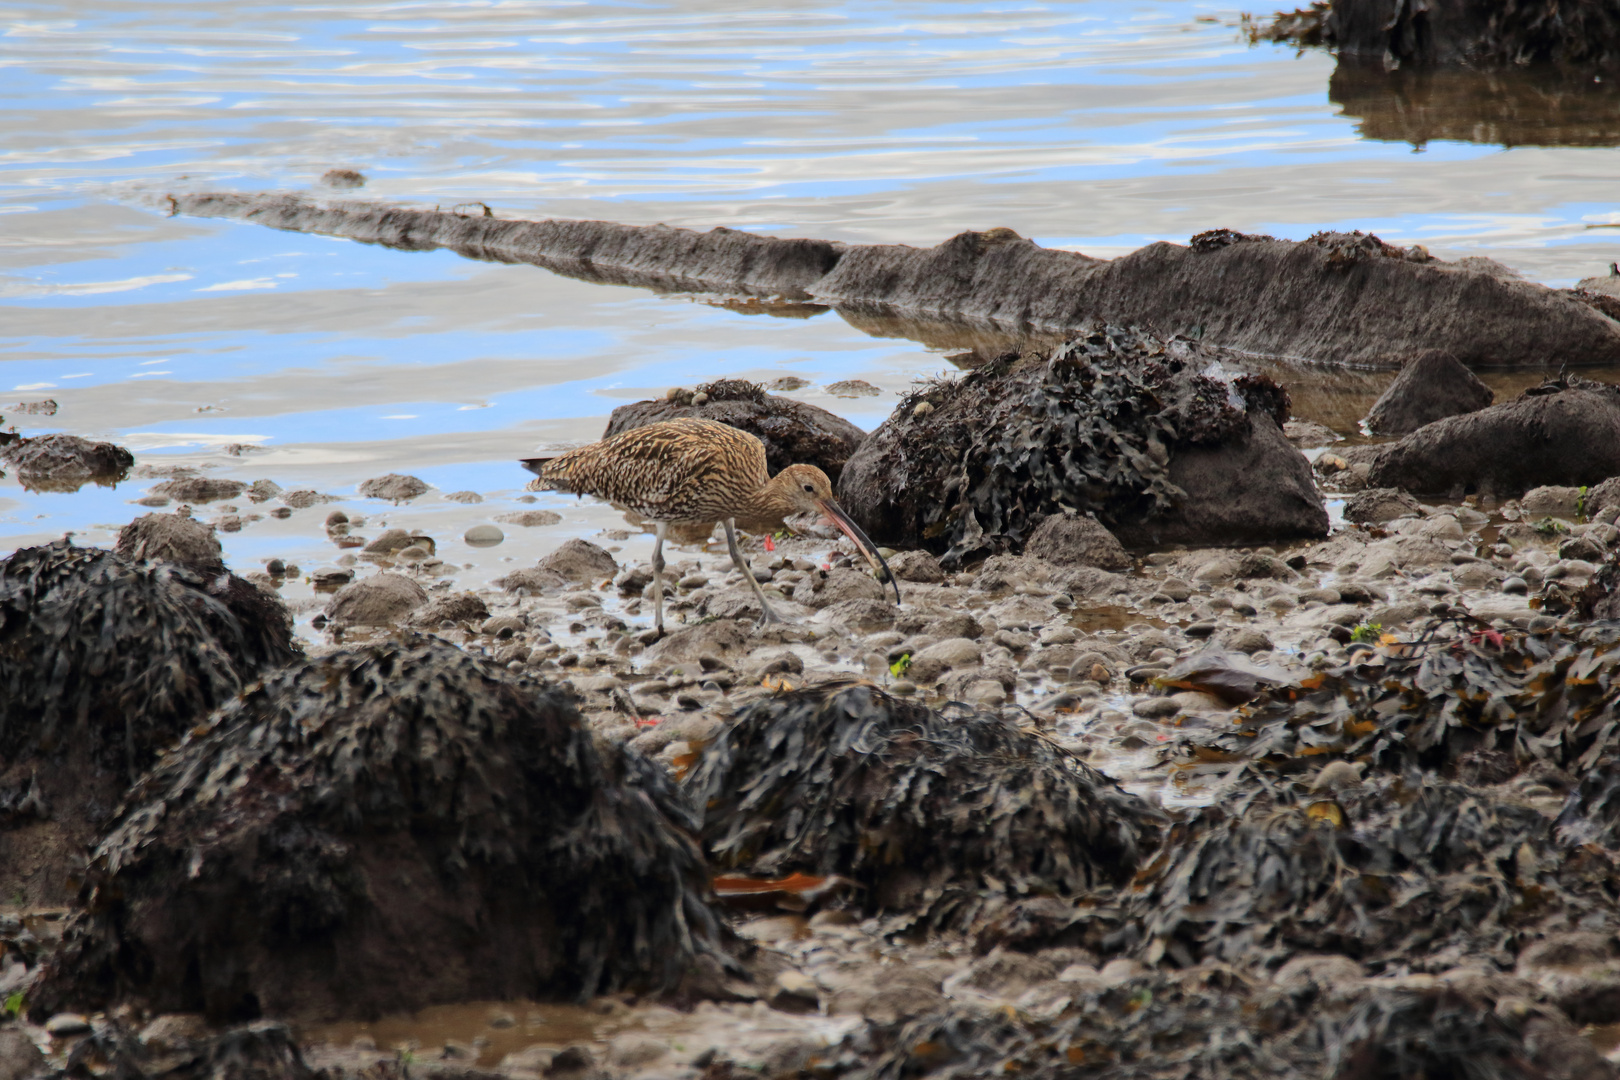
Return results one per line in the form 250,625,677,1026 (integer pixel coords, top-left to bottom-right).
1366,377,1620,498
0,541,297,904
1362,349,1494,436
30,637,731,1024
837,327,1327,564
685,683,1161,931
603,379,866,483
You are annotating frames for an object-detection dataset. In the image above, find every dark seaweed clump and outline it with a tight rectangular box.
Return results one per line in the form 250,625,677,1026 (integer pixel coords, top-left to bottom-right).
42,1020,316,1080
1118,772,1620,974
32,636,730,1024
1167,618,1620,777
0,539,296,781
834,979,1580,1080
838,324,1288,566
685,682,1162,930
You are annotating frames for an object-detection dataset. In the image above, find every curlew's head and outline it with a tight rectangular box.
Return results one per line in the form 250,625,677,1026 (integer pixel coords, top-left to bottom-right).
768,464,901,604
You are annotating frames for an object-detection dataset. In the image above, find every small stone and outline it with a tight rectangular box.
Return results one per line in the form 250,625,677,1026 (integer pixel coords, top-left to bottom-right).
46,1014,91,1037
480,615,526,637
770,971,821,1014
890,680,917,696
1132,697,1179,719
443,490,483,504
1184,620,1217,638
826,379,880,398
494,510,562,528
266,559,286,576
1503,576,1528,595
465,524,504,547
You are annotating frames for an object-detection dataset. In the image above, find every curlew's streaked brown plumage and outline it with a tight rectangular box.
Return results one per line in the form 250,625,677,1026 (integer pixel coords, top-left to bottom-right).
521,417,899,636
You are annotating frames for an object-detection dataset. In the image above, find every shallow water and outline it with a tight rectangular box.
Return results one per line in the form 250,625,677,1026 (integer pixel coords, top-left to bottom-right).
3,0,1620,617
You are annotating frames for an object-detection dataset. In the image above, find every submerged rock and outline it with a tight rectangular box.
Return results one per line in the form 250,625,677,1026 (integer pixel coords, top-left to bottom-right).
1362,349,1494,436
685,683,1161,930
604,379,867,484
1366,377,1620,499
838,327,1326,563
0,540,297,905
0,433,133,491
31,637,730,1023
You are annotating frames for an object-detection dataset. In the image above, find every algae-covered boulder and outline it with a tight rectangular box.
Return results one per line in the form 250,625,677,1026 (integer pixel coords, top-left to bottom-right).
837,326,1326,563
0,540,297,904
31,637,729,1024
685,682,1160,930
603,379,867,483
1125,773,1620,973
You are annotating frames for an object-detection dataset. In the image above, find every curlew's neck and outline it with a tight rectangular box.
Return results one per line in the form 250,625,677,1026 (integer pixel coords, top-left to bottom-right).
737,470,804,527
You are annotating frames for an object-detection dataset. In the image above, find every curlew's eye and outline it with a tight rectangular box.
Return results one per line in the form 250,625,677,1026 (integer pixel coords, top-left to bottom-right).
803,483,815,493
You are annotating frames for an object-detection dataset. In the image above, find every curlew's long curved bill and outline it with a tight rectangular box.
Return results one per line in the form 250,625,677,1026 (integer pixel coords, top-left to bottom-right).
817,498,902,604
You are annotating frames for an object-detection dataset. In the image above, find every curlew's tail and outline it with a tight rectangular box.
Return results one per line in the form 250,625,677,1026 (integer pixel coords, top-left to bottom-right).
519,455,567,491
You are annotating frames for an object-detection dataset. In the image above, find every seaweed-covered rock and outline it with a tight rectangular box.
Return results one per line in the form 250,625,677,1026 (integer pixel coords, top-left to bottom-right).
837,327,1325,563
1367,378,1620,499
1362,349,1494,436
1164,619,1620,777
1321,0,1620,69
117,513,225,573
604,379,867,484
1123,772,1620,973
685,683,1160,930
0,541,297,905
30,1020,317,1080
0,433,132,491
356,473,428,502
838,975,1598,1080
31,637,729,1024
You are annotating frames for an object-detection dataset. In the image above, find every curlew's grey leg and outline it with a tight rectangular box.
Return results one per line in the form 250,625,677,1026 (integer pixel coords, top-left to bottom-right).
725,518,785,626
651,521,668,637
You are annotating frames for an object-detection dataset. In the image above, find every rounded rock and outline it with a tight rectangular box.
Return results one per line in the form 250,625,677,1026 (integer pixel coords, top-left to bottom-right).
464,524,504,547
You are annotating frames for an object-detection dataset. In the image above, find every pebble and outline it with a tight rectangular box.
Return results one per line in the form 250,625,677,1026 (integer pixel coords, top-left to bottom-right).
464,524,504,547
1502,576,1528,595
1132,697,1180,719
46,1014,91,1037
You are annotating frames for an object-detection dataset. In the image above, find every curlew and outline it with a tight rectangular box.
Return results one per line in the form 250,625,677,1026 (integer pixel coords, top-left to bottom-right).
521,417,899,637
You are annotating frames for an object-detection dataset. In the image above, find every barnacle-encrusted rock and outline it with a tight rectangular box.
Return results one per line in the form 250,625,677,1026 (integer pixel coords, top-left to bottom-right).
0,433,132,491
685,683,1160,930
31,637,730,1024
604,379,867,484
116,512,225,572
0,540,297,905
837,326,1326,563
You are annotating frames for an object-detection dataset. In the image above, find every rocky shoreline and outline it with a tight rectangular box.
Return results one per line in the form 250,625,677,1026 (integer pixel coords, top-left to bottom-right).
10,332,1620,1078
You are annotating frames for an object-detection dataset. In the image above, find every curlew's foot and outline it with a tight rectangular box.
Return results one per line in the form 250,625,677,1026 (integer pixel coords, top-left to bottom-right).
637,626,666,646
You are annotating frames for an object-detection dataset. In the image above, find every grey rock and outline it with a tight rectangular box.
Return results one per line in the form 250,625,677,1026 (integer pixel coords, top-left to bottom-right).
1363,349,1494,436
1025,512,1130,571
409,592,491,628
493,567,569,594
357,473,429,502
325,573,429,626
464,524,503,547
887,549,946,583
791,567,885,608
1368,378,1620,499
442,490,483,504
0,433,133,487
1343,487,1424,525
537,538,617,582
150,477,246,504
44,1014,90,1037
280,489,336,509
0,1027,45,1080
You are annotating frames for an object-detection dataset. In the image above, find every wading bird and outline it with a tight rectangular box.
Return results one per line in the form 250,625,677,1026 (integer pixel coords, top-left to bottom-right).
522,417,899,637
